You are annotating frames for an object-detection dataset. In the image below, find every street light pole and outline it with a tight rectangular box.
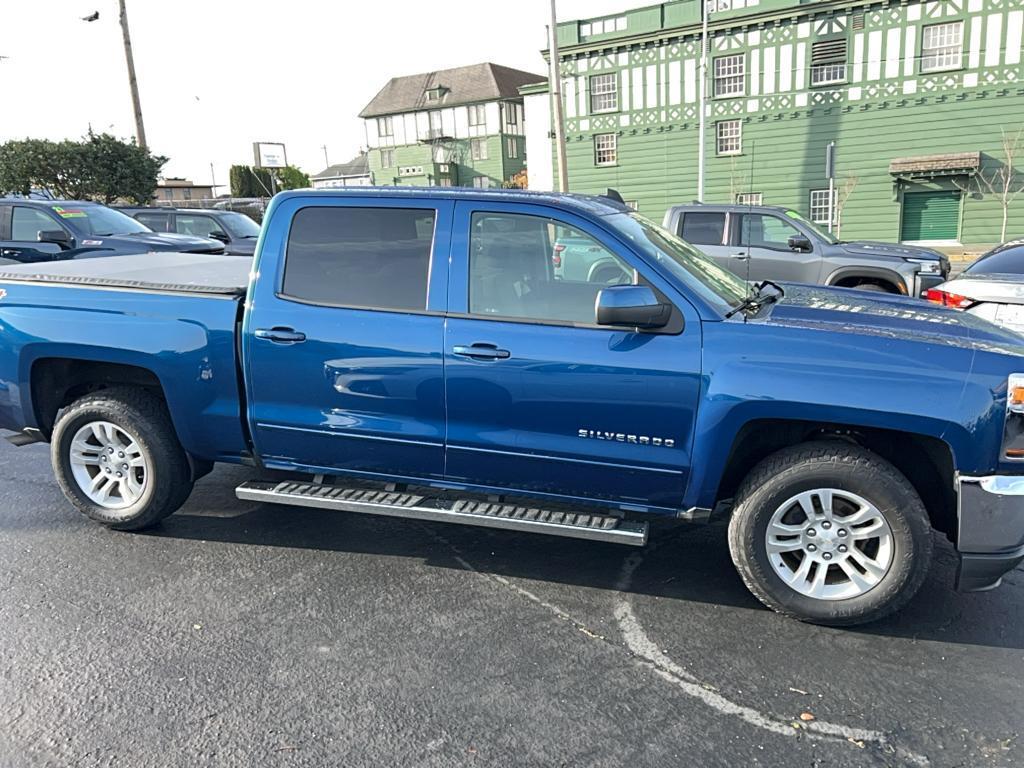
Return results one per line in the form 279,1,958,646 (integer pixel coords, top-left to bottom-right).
548,0,569,193
697,0,709,202
118,0,147,150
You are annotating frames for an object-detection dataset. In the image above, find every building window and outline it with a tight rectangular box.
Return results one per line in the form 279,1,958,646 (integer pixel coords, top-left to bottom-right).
506,137,519,159
809,188,837,225
424,87,445,103
624,200,639,211
377,116,394,138
735,192,762,205
810,39,847,86
580,16,627,37
589,73,619,113
438,178,453,187
713,54,745,98
594,133,618,166
715,120,742,155
470,138,488,161
921,21,963,73
504,103,519,128
472,177,493,189
468,104,486,127
380,148,395,168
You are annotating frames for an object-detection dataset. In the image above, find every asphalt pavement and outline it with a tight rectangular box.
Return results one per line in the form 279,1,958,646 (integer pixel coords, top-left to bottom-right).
0,441,1021,767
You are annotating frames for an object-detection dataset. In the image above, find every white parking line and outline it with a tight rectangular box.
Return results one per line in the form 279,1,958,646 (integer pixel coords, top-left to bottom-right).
427,525,930,766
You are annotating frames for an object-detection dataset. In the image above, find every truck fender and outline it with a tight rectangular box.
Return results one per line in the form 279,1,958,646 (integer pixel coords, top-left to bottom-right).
824,265,908,294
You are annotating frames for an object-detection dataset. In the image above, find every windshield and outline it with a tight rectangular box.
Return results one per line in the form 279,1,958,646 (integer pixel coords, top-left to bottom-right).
51,204,151,236
781,209,839,245
218,212,261,238
611,212,751,311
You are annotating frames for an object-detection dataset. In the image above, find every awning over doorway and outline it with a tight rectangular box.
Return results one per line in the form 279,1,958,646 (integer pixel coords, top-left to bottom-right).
888,152,981,180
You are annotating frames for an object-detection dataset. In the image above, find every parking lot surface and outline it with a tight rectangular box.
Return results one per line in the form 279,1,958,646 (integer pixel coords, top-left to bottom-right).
1,442,1021,767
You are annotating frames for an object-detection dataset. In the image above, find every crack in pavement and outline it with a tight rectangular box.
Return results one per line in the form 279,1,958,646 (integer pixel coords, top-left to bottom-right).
426,526,930,767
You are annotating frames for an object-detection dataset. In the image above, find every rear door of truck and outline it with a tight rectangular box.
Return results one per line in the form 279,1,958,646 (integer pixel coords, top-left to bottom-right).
242,195,454,480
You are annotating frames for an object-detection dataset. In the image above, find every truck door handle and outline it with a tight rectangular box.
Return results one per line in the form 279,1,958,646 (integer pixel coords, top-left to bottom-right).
733,253,750,260
453,343,511,360
254,327,307,344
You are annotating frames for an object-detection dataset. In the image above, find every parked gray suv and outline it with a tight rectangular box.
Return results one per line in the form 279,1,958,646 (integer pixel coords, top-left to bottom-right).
663,203,949,296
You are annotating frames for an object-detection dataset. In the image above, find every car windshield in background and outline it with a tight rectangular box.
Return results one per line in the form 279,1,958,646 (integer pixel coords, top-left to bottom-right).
611,212,750,311
782,209,839,245
52,205,151,236
964,243,1024,275
218,212,262,238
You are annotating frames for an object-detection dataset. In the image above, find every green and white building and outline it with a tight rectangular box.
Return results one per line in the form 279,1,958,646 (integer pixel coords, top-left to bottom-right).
525,0,1024,248
361,63,545,189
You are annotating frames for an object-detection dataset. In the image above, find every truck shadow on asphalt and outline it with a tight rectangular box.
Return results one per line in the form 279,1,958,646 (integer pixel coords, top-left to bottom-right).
150,465,1024,651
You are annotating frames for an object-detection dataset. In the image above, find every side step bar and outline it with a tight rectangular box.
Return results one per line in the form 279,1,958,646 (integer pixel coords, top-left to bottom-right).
236,480,648,546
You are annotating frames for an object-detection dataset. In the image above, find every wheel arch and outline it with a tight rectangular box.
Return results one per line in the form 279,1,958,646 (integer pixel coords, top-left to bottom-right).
713,418,957,543
825,265,908,294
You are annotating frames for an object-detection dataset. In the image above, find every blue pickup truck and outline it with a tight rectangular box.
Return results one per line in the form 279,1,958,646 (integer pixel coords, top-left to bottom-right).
1,188,1023,626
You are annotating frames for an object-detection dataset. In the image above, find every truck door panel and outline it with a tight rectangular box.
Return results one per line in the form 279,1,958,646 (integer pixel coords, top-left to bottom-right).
244,198,452,480
444,203,702,510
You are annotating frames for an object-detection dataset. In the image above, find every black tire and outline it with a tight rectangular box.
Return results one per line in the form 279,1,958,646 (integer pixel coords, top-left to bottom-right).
852,282,891,293
51,387,194,531
727,441,932,626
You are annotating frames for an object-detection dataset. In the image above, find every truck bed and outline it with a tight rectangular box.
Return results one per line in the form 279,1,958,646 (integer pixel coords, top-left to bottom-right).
0,252,249,463
0,252,250,296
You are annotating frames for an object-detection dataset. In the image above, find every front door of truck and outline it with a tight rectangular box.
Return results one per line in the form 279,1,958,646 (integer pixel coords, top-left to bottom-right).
243,197,453,481
734,212,822,283
443,202,702,511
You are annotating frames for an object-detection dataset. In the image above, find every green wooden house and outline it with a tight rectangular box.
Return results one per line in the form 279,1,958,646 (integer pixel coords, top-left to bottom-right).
526,0,1024,249
361,63,545,190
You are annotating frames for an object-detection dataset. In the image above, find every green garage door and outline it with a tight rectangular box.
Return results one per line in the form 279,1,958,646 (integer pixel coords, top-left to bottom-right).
900,191,961,242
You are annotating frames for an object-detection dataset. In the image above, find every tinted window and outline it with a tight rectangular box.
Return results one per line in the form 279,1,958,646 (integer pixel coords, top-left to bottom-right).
469,212,634,324
680,212,726,245
176,214,225,238
135,212,170,231
12,207,61,240
740,214,802,250
283,207,435,310
964,244,1024,275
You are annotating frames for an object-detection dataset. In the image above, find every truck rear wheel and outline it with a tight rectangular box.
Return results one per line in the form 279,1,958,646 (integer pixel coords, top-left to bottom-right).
51,387,193,531
727,441,932,626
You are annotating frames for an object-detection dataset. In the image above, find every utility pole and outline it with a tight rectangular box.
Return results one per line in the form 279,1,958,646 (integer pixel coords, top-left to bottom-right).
118,0,148,150
697,0,709,202
322,145,329,167
548,0,569,193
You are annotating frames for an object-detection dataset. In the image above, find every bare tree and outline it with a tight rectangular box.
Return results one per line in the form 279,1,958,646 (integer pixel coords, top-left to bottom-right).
834,173,859,238
981,128,1024,243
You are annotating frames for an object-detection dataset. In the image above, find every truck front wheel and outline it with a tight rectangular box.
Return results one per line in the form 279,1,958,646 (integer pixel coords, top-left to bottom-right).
727,441,932,625
51,387,193,531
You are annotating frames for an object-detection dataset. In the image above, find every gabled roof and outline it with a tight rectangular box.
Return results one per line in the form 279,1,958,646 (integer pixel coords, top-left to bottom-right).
312,153,370,180
360,62,546,118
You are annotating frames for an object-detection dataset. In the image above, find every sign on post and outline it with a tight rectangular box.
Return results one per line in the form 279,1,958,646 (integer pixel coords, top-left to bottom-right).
253,142,288,169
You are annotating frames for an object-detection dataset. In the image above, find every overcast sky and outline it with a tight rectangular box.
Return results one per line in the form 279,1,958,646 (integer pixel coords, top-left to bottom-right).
0,0,629,190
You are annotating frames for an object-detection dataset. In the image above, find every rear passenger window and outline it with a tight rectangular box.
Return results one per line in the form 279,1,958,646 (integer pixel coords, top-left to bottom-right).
679,212,726,246
135,212,169,231
282,207,435,311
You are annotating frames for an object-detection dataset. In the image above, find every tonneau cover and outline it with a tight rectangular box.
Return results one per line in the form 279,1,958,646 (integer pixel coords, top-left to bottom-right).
0,252,250,296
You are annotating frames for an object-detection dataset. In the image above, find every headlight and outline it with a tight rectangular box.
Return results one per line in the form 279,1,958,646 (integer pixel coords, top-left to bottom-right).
906,257,941,274
1003,374,1024,460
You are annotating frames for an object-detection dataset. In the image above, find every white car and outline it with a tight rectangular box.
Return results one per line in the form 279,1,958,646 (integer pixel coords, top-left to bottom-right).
925,240,1024,334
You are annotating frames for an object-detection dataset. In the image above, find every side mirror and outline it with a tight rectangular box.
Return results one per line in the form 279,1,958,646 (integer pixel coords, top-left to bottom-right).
207,231,230,244
788,234,812,253
596,285,672,329
37,230,72,249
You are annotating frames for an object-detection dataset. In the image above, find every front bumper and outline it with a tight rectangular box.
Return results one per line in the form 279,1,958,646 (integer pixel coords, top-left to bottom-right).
956,475,1024,591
